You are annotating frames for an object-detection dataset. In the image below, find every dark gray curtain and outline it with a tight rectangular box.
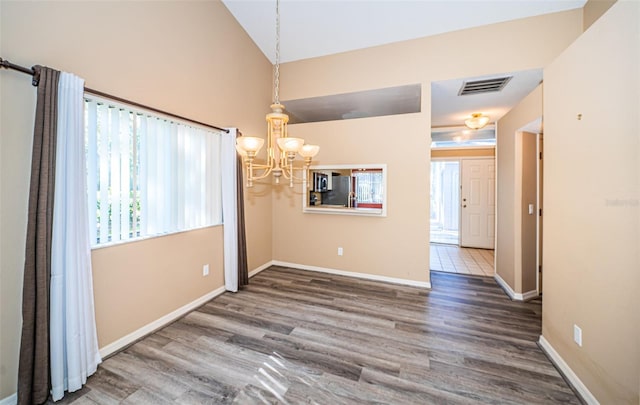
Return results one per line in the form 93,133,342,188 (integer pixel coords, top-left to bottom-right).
18,66,60,405
236,153,249,288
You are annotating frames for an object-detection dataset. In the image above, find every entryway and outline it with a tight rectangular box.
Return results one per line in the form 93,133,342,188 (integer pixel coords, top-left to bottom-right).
430,158,495,249
430,244,494,276
430,157,496,276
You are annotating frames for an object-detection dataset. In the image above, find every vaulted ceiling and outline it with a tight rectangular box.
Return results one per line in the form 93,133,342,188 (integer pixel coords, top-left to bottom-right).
222,0,584,129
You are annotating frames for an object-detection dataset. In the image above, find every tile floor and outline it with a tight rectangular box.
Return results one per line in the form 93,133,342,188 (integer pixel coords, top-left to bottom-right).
430,243,494,276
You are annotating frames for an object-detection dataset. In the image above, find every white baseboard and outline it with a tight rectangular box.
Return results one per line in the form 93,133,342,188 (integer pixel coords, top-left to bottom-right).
538,335,599,405
99,260,272,358
272,260,432,289
0,282,236,405
99,285,226,358
521,289,539,301
494,273,517,299
494,273,538,301
2,260,423,405
3,260,426,404
0,393,16,405
249,261,274,278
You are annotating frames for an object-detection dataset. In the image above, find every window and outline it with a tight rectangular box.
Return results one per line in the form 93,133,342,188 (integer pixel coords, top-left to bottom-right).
430,138,496,148
85,97,222,246
431,127,496,149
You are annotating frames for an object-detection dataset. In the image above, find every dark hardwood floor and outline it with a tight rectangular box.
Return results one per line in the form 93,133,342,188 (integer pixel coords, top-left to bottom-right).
50,266,580,404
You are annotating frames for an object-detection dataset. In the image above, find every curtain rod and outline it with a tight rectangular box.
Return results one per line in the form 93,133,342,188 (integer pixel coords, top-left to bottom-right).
0,57,230,133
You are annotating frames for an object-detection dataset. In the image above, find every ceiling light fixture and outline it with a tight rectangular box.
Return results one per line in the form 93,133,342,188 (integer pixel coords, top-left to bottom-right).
235,0,319,188
464,113,490,130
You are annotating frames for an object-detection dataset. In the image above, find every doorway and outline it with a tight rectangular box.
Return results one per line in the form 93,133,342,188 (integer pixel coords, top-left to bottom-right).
430,158,495,249
430,244,495,276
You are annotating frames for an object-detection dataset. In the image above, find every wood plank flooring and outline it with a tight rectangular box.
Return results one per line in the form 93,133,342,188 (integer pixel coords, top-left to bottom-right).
49,267,580,404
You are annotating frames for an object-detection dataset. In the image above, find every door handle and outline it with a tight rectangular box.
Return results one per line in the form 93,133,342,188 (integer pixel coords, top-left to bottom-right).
463,198,467,202
463,204,467,208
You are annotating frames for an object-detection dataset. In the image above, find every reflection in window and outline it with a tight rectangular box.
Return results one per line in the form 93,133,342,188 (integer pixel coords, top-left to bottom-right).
304,164,386,216
354,170,383,209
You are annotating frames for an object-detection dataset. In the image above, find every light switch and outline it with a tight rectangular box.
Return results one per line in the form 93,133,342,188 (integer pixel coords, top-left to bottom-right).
528,204,534,215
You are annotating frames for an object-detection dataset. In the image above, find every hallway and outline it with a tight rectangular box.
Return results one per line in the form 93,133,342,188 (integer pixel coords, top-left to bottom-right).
430,244,494,276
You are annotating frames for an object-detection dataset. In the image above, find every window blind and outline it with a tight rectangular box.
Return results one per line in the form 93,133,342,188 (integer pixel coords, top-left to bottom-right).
84,98,222,246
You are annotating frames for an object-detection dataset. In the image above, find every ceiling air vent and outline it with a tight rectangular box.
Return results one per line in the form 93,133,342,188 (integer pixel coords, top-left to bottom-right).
458,76,512,96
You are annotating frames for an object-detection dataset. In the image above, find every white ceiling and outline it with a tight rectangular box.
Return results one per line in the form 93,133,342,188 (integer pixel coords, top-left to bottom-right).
222,0,586,64
431,69,543,127
221,0,584,129
281,68,543,128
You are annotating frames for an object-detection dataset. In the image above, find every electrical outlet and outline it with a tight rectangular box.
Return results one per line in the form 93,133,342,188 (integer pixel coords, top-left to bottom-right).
573,324,582,347
337,247,343,256
203,264,210,276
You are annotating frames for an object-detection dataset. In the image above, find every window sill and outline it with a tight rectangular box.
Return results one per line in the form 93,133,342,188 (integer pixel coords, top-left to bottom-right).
90,223,223,250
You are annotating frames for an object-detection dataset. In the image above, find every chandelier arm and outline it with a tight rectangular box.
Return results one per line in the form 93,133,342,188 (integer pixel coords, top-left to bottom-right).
247,162,272,170
246,166,275,181
281,165,310,181
283,169,311,190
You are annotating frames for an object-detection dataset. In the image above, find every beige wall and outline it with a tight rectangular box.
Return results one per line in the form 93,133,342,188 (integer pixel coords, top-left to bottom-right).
273,11,582,283
92,227,224,347
543,1,639,403
583,0,617,30
0,0,272,399
273,114,430,282
520,132,538,293
496,85,542,292
2,1,612,401
431,148,495,158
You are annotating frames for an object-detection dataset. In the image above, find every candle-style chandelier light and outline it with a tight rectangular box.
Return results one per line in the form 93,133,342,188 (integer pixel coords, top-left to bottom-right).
235,0,320,188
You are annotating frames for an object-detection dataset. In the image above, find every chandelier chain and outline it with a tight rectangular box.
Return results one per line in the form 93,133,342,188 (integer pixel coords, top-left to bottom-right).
235,0,319,189
274,0,281,105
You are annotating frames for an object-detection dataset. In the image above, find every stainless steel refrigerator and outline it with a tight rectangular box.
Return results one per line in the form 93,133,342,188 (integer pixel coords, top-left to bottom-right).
322,176,350,206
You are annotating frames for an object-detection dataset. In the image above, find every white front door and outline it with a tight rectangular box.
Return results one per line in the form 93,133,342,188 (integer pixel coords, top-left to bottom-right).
460,159,495,249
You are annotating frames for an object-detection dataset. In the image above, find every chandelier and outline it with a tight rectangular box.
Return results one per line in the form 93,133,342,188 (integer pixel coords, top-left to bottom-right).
235,0,319,188
464,113,490,130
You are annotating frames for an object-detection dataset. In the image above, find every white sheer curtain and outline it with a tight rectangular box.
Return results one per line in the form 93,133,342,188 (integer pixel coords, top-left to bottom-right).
50,72,101,401
221,128,238,292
